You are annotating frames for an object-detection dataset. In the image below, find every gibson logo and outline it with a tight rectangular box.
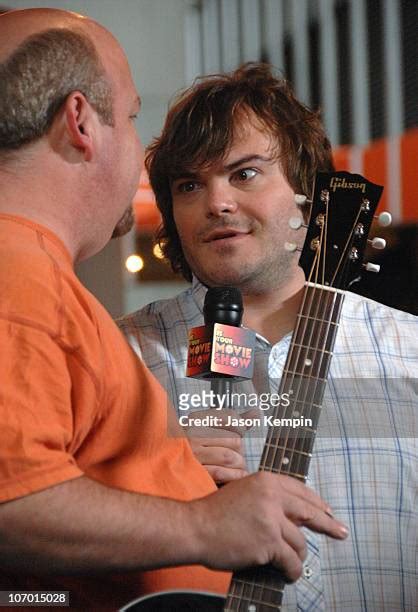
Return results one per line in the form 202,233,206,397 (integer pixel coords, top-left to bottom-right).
330,177,366,193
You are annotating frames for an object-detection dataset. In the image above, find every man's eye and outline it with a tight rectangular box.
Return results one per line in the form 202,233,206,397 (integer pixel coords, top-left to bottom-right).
235,168,258,182
178,181,197,193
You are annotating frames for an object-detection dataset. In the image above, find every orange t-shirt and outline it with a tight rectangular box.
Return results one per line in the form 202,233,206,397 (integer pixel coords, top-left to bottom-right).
0,215,229,609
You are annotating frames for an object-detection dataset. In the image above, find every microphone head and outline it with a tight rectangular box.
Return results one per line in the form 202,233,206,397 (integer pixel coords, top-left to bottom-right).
203,286,243,326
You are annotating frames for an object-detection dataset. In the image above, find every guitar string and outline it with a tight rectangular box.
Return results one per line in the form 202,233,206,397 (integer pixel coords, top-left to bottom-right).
291,205,328,477
290,192,331,490
290,190,348,506
260,244,319,469
266,217,324,481
284,237,326,488
285,189,350,492
307,193,361,480
331,206,362,287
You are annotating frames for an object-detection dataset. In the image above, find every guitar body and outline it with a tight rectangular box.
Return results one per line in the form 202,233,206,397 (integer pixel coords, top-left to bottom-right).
120,590,224,611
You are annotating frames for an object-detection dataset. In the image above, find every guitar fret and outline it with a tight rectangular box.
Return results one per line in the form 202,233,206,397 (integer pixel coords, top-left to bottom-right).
267,426,317,437
280,381,327,405
305,281,345,293
297,313,339,325
290,399,322,409
231,578,284,594
228,593,282,607
263,436,316,460
291,343,333,355
262,452,309,467
282,370,327,382
227,570,285,610
286,344,334,379
263,441,312,457
267,466,307,480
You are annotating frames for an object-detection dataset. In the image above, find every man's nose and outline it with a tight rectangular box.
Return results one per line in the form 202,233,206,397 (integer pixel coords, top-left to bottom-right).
205,182,238,217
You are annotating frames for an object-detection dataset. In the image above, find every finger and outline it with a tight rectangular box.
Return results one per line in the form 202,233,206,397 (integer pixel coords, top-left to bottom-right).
272,540,303,583
187,409,259,437
278,475,334,515
206,465,249,484
281,518,307,562
191,445,247,471
283,496,348,540
188,433,242,452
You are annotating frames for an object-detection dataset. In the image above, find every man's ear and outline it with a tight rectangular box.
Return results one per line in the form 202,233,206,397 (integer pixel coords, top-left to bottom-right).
60,91,96,162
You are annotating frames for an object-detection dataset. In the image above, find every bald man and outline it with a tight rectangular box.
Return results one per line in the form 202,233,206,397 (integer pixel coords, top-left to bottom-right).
0,9,348,610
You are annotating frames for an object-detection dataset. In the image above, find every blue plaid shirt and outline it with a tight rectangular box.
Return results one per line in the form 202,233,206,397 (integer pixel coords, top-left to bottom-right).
118,278,417,611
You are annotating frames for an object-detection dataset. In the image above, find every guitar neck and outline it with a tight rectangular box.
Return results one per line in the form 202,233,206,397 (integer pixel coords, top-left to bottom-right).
261,283,345,477
225,283,345,611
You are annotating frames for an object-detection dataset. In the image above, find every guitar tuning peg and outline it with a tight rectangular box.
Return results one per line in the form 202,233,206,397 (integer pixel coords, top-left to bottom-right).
284,241,302,252
294,194,312,206
288,216,306,230
374,212,392,227
363,262,380,273
368,237,386,250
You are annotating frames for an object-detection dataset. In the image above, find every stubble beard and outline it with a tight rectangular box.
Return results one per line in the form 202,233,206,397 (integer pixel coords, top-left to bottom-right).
190,245,296,295
111,205,135,239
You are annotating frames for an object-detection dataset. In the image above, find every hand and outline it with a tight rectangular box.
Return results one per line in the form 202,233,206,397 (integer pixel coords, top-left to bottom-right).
191,471,349,582
185,409,259,484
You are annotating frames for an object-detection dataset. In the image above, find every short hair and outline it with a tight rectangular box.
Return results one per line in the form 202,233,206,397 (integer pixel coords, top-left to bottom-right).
0,27,114,161
146,62,334,282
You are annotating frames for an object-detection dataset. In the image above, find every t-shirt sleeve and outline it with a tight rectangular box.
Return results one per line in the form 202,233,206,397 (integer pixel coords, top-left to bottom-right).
0,320,84,502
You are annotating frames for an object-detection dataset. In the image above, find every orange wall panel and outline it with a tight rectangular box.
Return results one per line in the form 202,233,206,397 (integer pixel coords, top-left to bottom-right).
401,128,418,222
362,139,387,213
332,146,351,171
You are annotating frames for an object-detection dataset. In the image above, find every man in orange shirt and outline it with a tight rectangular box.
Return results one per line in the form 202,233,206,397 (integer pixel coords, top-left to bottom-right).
0,8,347,610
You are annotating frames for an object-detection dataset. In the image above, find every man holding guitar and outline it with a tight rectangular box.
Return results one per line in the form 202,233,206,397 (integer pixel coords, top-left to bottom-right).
120,63,417,609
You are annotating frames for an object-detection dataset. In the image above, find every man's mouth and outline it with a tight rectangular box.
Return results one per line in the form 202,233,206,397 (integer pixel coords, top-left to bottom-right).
203,228,249,242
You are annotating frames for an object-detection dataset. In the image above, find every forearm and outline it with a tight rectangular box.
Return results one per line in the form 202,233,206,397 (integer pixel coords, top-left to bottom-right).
0,472,349,582
0,476,199,575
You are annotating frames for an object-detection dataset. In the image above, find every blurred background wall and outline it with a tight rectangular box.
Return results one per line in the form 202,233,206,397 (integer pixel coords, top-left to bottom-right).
5,0,418,316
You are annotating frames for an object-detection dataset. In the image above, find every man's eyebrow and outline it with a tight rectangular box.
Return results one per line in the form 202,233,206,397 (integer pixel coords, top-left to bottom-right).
135,95,142,110
223,154,273,171
171,155,273,182
171,171,198,182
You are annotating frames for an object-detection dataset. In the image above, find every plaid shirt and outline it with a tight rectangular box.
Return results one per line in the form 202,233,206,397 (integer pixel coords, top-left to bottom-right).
118,278,417,611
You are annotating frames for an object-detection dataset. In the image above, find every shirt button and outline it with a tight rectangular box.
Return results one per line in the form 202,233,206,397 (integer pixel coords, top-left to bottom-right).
303,566,313,579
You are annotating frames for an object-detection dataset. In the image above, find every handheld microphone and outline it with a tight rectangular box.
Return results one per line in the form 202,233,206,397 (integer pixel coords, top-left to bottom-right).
186,287,255,408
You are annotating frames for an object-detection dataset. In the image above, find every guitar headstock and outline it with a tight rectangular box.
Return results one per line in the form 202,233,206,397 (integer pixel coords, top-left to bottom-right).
295,171,385,289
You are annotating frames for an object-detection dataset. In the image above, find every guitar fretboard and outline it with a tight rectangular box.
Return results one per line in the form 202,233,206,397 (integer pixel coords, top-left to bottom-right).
224,284,345,611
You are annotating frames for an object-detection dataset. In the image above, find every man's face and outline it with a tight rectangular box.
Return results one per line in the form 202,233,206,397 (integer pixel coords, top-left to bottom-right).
97,35,143,238
171,118,303,293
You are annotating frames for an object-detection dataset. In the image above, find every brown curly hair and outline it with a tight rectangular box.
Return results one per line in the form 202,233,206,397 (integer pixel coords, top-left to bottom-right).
146,62,334,282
